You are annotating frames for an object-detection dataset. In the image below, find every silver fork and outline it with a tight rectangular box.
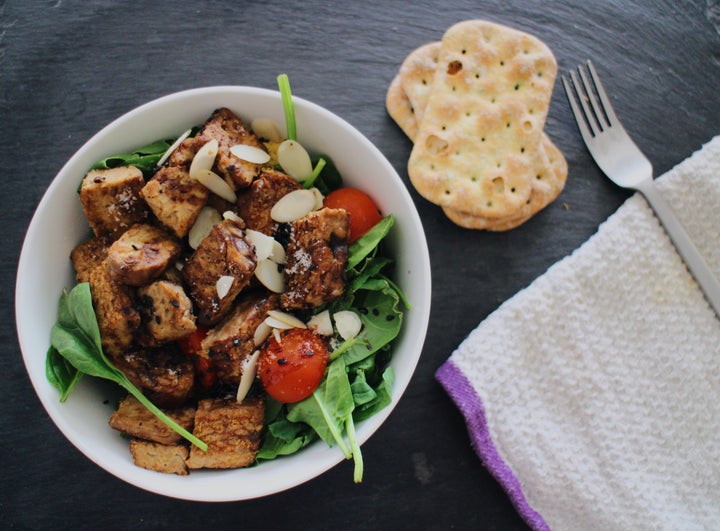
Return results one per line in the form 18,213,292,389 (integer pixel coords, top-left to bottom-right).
563,60,720,317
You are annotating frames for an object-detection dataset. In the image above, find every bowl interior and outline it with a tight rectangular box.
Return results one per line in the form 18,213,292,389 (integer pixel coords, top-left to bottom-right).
15,86,431,501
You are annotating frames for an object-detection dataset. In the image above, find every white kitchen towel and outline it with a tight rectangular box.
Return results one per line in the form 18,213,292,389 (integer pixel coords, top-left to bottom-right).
436,136,720,530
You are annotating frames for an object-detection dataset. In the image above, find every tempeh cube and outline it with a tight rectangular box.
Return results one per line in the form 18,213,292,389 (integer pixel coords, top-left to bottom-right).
80,166,148,240
186,396,265,470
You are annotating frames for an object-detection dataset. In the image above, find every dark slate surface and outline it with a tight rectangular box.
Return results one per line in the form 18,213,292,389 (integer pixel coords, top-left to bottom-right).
3,1,719,529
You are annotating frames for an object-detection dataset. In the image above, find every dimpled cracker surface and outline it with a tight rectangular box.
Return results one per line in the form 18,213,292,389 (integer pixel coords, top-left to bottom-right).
399,42,440,125
388,37,567,230
386,74,418,140
443,136,567,230
408,20,558,218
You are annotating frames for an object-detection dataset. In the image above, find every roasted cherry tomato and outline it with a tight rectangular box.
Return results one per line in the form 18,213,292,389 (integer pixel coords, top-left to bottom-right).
323,187,382,243
177,326,217,391
257,328,330,403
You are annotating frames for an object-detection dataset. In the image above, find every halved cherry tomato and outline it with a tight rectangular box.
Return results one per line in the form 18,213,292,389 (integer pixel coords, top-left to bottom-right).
177,326,217,391
177,326,208,355
257,328,329,403
323,187,382,243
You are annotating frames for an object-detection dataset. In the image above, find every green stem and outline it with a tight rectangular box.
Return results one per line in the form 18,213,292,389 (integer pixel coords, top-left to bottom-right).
121,376,207,452
302,157,327,189
346,415,364,483
311,390,351,458
329,335,359,361
277,74,297,141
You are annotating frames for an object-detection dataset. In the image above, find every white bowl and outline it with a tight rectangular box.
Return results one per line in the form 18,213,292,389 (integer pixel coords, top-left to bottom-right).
15,86,431,501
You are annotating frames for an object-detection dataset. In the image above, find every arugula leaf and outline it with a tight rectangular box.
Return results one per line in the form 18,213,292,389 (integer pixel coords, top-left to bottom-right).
47,283,207,451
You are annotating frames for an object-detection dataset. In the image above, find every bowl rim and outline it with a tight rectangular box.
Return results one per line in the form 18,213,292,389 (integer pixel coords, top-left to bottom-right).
15,85,431,501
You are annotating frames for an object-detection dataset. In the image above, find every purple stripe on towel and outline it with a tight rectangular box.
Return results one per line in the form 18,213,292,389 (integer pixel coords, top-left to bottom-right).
436,360,549,531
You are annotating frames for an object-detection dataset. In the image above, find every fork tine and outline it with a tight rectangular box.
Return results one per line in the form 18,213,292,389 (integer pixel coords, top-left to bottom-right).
585,60,619,125
562,74,596,143
577,66,608,134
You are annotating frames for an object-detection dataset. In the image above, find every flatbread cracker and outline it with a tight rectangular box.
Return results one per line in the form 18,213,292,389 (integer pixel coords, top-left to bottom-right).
386,74,418,140
442,136,567,230
407,19,558,218
386,47,566,230
399,42,440,126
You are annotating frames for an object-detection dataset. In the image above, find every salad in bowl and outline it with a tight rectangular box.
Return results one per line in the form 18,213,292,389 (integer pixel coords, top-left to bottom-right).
16,77,431,500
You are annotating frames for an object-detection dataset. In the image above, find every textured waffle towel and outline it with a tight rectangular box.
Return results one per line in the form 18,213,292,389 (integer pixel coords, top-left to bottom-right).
436,136,720,530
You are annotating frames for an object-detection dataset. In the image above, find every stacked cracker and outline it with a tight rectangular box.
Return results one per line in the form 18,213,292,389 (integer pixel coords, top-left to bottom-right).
386,20,567,231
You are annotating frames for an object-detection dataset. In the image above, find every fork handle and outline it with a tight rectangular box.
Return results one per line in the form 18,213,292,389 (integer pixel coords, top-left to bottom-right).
637,178,720,317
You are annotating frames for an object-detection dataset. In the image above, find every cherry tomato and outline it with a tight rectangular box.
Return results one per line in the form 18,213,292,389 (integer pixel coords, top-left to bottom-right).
177,327,217,391
257,328,330,403
177,326,208,355
323,187,382,243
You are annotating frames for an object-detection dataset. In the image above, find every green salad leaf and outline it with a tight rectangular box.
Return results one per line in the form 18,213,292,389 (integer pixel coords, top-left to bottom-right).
91,138,174,177
258,214,407,482
47,283,207,451
287,357,354,458
46,345,82,402
347,215,394,269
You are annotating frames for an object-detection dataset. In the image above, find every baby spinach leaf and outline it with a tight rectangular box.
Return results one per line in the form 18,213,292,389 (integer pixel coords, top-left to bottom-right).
46,345,82,402
47,283,207,451
347,215,394,270
349,370,377,406
287,357,354,458
91,138,174,177
342,281,403,365
350,256,393,292
353,367,394,422
257,418,317,460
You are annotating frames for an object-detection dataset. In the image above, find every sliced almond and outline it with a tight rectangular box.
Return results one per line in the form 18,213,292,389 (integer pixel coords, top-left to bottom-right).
236,349,261,402
194,169,238,203
254,258,285,293
270,189,316,222
266,310,306,329
277,139,313,181
269,239,286,264
245,229,276,261
307,310,333,336
189,139,219,180
216,275,235,300
334,310,362,341
251,118,284,142
156,128,192,168
188,206,221,249
253,321,273,347
223,210,243,223
310,187,325,211
229,144,271,165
